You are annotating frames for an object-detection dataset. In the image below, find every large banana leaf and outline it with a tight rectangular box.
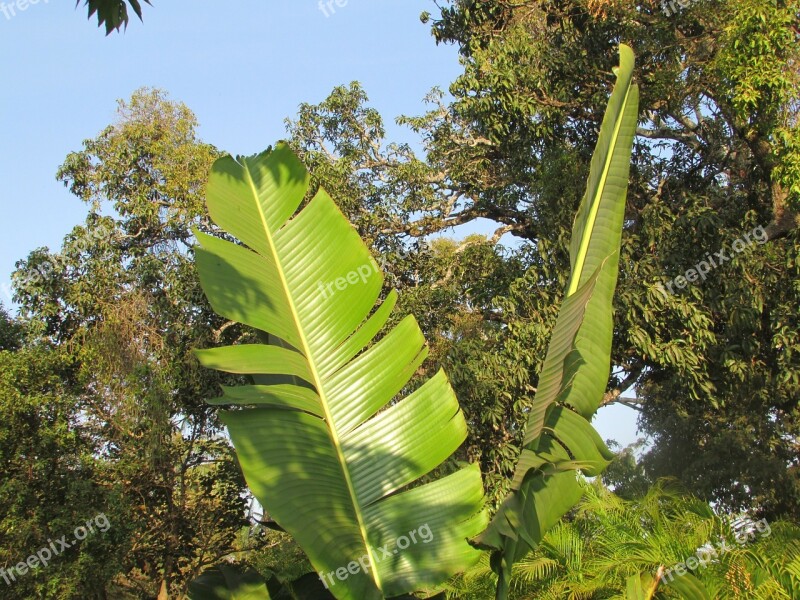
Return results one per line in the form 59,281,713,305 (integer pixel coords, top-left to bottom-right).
193,143,487,600
475,44,639,598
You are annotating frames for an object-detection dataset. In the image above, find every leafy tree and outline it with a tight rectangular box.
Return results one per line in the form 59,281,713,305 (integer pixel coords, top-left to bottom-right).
0,304,22,351
6,0,799,591
11,89,253,599
284,0,800,519
0,345,123,599
419,0,800,521
601,439,653,501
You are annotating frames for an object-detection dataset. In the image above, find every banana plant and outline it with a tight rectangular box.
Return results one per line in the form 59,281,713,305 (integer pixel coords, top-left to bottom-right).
192,143,488,600
193,44,639,600
473,44,639,599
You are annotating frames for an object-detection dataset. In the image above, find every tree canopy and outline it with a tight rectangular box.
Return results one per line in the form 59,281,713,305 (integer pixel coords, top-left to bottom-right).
9,90,256,598
284,0,800,519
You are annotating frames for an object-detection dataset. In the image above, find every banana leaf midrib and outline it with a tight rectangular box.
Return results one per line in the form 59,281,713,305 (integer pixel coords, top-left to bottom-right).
240,164,384,591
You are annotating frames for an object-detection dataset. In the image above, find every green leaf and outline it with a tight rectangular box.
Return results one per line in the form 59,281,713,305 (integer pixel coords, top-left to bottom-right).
194,143,487,600
79,0,151,34
624,571,662,600
188,564,273,600
661,571,712,600
474,44,639,598
625,573,647,600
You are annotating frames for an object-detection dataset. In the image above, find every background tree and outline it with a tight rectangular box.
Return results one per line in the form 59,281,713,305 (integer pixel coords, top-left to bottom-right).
420,0,800,520
9,89,255,599
4,0,799,591
0,304,22,351
284,0,800,519
0,342,124,599
601,439,652,500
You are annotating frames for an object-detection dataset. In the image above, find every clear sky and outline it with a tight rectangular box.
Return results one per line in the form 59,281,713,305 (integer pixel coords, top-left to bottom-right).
0,0,640,447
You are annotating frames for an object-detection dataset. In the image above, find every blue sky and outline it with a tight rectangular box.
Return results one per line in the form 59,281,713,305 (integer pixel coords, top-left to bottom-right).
0,0,640,446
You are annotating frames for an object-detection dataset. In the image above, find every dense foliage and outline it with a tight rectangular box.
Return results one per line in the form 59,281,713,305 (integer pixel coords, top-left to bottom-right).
420,0,800,520
3,0,799,595
6,90,256,599
286,0,800,519
445,480,800,599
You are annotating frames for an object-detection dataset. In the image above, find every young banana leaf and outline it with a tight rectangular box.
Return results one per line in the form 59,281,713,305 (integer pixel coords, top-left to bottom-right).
193,144,487,600
474,44,640,599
